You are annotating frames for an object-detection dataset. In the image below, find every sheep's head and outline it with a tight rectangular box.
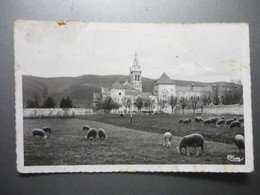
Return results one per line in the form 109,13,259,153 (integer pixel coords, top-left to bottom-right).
165,141,171,147
176,146,180,153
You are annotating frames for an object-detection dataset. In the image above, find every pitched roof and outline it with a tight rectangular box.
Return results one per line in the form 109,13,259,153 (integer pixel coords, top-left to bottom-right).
140,92,153,98
176,86,212,92
125,90,137,96
101,87,109,93
111,80,125,89
122,79,130,86
93,92,101,99
110,80,135,90
157,72,175,84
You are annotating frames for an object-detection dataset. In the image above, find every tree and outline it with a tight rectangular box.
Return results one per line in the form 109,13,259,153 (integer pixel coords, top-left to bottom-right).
144,98,152,112
126,98,131,112
168,95,178,114
135,96,143,114
33,92,40,108
189,96,200,114
150,99,155,112
122,97,131,113
180,97,188,115
158,99,166,112
102,97,119,113
202,94,210,105
26,99,36,108
44,97,56,108
212,84,220,105
42,86,49,107
60,98,65,108
65,96,73,108
60,96,73,108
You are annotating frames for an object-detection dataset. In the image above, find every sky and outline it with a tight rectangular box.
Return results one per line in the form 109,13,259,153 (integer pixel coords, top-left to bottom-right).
15,21,249,83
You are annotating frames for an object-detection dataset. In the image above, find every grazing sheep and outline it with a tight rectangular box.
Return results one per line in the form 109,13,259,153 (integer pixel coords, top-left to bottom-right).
216,119,225,127
32,128,47,139
163,132,174,148
179,119,183,124
229,121,241,129
203,119,213,125
177,134,204,156
183,118,192,124
210,117,219,124
195,117,204,123
86,128,97,141
42,126,51,134
234,134,245,153
225,119,234,126
83,125,90,131
98,128,107,140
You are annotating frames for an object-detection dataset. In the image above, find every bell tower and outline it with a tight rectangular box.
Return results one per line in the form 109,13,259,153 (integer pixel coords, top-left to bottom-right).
129,52,142,92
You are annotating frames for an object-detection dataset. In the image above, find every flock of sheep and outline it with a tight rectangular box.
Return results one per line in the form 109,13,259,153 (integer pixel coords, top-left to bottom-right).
31,115,245,158
164,115,245,155
82,125,107,141
179,116,244,129
32,125,107,141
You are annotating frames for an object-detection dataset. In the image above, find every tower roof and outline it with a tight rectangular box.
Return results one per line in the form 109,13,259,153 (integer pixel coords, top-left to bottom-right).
130,52,141,72
157,72,175,84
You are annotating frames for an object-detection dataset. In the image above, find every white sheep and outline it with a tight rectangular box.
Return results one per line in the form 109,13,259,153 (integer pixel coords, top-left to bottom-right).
234,134,245,153
163,132,174,148
32,128,47,139
98,128,107,140
177,133,204,156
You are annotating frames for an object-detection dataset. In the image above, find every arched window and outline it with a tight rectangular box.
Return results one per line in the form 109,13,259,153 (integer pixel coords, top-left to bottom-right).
138,75,140,81
135,75,137,81
161,89,169,100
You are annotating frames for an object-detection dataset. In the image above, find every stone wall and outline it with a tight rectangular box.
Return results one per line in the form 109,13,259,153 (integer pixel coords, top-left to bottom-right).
23,108,93,118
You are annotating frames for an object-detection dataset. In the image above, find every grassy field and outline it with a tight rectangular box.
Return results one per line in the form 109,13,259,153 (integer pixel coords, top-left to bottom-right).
23,117,245,166
81,113,244,144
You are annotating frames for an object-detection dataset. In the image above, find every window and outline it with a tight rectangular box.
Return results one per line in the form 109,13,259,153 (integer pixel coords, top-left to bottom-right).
135,75,137,81
119,92,121,95
138,75,140,81
161,89,168,99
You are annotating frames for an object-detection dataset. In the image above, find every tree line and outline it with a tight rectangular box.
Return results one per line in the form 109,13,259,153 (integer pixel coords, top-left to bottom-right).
25,87,74,108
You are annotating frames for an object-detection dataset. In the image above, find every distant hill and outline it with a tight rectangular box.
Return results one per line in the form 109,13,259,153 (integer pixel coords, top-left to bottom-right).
22,74,236,108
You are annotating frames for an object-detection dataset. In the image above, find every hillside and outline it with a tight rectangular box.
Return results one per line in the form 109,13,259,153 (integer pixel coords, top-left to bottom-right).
22,74,235,108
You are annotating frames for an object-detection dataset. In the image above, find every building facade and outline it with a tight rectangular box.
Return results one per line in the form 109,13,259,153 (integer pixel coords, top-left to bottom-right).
93,53,216,114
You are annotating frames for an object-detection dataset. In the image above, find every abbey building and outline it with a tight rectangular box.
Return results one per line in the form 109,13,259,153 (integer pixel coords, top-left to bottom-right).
93,53,214,113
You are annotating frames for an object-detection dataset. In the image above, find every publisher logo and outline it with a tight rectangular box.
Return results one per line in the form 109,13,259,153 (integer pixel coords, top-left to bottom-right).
227,154,244,163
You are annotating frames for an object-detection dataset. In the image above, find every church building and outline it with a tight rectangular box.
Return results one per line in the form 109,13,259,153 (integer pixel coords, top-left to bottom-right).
93,53,213,113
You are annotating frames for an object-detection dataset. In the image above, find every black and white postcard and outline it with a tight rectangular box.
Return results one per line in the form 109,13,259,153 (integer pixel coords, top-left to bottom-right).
15,21,253,173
